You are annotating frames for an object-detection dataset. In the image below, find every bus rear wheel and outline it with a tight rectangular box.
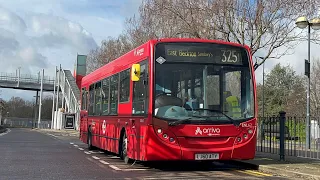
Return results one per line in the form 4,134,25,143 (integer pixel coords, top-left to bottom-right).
87,129,93,150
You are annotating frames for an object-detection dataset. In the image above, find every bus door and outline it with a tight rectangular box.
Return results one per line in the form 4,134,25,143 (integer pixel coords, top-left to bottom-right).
80,87,89,139
131,60,149,160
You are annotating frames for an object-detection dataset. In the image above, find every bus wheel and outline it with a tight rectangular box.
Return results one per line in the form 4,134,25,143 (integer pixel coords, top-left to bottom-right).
87,130,93,150
121,132,131,164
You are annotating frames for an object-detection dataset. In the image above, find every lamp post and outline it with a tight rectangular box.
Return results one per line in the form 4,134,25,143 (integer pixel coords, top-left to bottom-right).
295,16,320,149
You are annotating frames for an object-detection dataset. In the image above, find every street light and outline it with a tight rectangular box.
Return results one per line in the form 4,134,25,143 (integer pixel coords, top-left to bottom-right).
295,16,320,149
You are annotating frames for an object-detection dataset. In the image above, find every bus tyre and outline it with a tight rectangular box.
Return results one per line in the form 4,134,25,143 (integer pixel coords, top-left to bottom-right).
88,130,93,150
121,132,131,164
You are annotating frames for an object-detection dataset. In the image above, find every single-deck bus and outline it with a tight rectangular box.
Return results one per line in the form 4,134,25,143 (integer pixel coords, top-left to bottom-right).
79,38,257,163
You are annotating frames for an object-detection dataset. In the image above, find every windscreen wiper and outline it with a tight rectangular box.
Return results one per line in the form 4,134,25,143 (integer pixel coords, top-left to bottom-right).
192,108,240,126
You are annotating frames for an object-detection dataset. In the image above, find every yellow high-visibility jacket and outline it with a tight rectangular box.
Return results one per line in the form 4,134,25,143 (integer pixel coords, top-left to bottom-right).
226,96,241,118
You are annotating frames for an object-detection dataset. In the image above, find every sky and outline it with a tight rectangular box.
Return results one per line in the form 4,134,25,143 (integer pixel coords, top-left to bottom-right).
0,0,319,102
0,0,142,101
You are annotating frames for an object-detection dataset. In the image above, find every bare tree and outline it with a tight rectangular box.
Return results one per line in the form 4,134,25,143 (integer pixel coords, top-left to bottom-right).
310,57,320,116
124,0,319,70
86,35,134,74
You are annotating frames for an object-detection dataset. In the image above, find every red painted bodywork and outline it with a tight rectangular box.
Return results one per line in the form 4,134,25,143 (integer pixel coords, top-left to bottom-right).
79,38,257,161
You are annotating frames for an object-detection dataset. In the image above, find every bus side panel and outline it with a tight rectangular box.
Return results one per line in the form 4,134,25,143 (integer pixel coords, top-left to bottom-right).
90,117,100,148
98,118,107,151
79,114,88,144
98,116,125,154
127,117,140,161
105,117,118,153
138,120,149,161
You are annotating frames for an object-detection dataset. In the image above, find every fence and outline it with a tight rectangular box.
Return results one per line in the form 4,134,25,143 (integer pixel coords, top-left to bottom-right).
256,111,320,160
2,117,51,129
0,72,55,85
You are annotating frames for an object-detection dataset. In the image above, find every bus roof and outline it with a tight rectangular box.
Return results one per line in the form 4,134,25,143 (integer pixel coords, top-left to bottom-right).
81,38,250,87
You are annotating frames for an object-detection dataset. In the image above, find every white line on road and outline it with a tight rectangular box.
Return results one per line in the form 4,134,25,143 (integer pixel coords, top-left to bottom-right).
0,128,11,136
78,148,84,151
92,156,100,160
70,142,74,145
99,160,109,165
109,165,121,171
73,144,78,147
122,169,149,171
47,133,58,138
84,151,91,155
89,151,104,154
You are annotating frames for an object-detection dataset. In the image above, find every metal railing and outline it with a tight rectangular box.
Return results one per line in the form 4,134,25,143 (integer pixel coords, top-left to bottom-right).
0,72,55,85
2,117,51,129
58,70,80,113
256,112,320,160
54,68,80,130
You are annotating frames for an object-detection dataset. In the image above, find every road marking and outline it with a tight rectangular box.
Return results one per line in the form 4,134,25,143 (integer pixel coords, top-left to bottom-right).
89,151,104,154
236,170,272,177
92,156,100,160
109,165,121,170
78,148,84,151
47,133,58,138
99,160,109,165
84,151,91,154
244,170,272,176
122,168,149,171
70,142,74,145
0,128,11,136
73,144,78,147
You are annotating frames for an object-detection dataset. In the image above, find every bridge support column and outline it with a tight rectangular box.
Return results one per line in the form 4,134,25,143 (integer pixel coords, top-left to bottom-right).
52,66,57,129
37,69,44,128
34,91,39,128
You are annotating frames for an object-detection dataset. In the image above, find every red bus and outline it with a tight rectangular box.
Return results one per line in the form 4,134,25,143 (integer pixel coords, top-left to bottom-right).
79,38,257,163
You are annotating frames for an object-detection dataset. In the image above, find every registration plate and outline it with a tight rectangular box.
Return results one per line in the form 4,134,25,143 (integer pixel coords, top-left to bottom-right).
195,153,219,160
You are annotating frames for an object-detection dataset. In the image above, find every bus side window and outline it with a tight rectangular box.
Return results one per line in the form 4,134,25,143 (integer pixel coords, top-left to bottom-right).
95,81,102,116
88,84,95,116
101,77,110,115
132,61,148,115
81,88,87,110
110,73,119,115
120,69,130,103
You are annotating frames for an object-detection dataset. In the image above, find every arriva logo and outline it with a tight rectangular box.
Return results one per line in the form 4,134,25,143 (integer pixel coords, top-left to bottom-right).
195,127,221,136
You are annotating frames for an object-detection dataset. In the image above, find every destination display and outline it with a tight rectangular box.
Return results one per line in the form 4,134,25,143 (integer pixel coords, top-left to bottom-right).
155,43,247,65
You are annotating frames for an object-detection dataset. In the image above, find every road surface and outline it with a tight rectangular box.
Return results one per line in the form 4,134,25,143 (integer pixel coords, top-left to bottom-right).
0,128,287,180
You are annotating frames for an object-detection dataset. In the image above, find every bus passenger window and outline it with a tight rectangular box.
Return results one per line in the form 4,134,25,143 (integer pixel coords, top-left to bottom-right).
88,84,95,116
110,73,119,115
95,81,102,116
101,78,110,115
120,69,130,102
81,88,87,110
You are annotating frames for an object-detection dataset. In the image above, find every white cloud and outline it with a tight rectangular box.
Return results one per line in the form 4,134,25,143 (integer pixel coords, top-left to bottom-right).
0,5,98,76
0,0,141,102
0,6,26,33
26,13,97,53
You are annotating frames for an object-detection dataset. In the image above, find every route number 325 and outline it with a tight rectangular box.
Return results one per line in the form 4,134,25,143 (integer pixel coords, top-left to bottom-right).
221,50,238,63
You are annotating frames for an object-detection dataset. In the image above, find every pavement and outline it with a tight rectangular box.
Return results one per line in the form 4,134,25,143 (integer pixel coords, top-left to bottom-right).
241,151,320,180
3,128,320,179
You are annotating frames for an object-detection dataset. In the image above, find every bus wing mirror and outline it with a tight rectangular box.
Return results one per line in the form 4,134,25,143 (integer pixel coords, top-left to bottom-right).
131,64,141,81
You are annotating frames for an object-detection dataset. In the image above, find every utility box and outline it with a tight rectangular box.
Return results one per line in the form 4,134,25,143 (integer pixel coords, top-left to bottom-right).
63,113,75,129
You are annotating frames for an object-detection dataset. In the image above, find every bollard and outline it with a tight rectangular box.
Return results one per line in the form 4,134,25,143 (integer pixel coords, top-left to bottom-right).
279,111,286,161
